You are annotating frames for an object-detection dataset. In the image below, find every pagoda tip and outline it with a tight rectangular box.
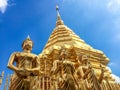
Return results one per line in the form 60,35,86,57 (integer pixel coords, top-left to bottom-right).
27,35,30,40
56,5,59,11
55,4,64,26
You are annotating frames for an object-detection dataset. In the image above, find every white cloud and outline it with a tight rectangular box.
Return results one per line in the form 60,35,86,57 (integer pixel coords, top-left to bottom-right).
108,62,117,66
107,0,120,14
108,63,120,83
0,0,8,13
111,74,120,83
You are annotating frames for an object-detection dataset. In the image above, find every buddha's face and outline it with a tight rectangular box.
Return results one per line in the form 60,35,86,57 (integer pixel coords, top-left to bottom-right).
22,40,33,51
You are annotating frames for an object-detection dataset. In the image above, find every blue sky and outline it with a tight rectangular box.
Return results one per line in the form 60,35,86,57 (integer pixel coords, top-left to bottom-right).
0,0,120,88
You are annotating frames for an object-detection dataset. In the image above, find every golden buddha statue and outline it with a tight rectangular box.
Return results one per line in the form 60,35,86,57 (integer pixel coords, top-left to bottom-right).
51,48,79,90
7,36,40,90
76,54,104,90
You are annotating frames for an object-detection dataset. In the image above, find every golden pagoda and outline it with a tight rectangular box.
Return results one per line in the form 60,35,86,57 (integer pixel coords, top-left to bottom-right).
40,5,114,82
7,5,120,90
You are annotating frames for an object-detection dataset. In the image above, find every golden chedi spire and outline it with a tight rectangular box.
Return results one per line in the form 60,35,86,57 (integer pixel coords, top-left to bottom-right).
44,5,86,50
43,6,98,56
56,5,64,26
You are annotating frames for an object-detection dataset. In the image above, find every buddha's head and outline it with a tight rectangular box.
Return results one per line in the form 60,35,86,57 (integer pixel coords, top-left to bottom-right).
22,35,33,52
